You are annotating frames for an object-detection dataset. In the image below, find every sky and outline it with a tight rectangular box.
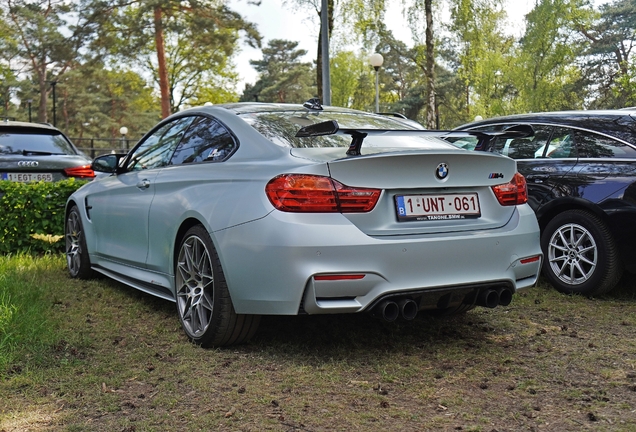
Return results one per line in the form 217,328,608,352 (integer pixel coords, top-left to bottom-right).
227,0,541,90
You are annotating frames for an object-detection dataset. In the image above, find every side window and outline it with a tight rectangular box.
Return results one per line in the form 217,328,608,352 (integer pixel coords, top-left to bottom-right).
574,130,636,159
500,125,552,159
127,117,194,171
543,127,575,158
170,117,237,165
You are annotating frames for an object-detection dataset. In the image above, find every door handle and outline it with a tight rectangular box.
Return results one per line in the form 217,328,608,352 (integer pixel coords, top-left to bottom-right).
137,179,150,189
526,174,548,183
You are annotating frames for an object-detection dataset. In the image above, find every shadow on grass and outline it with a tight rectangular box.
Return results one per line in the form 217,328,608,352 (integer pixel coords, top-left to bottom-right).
97,277,494,357
248,311,496,363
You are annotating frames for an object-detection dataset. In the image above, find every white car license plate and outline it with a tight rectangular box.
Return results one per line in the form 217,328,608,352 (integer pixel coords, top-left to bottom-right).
396,193,481,221
1,172,54,182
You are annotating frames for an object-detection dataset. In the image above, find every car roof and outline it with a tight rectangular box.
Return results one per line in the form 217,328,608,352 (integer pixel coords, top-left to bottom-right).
209,102,373,116
457,110,636,144
0,119,62,132
462,110,635,125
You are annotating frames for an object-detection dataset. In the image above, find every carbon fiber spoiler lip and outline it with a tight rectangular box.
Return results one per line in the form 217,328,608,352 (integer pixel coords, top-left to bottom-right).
295,120,534,156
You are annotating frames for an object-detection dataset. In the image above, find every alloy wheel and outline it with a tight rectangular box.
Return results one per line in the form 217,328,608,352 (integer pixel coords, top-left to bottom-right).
176,235,214,337
65,210,83,276
547,222,598,286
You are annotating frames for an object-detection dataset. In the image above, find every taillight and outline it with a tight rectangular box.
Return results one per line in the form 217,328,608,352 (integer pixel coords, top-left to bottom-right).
265,174,381,213
64,165,96,179
491,172,527,206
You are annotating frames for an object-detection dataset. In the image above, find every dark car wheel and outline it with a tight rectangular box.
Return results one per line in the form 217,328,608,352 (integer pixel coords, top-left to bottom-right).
65,205,93,279
175,225,260,347
541,210,622,296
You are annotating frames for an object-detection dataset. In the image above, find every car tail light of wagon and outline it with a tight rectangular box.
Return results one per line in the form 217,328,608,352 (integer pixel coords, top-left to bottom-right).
64,165,96,179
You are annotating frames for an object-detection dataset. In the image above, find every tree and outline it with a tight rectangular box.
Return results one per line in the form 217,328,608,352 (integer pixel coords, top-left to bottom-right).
94,0,261,117
240,39,315,103
446,0,514,120
576,0,636,107
398,0,436,127
283,0,386,102
1,0,97,123
513,0,588,112
53,64,159,139
330,50,378,110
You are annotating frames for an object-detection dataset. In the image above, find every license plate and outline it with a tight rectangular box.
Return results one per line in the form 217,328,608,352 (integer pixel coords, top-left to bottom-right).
396,193,481,221
1,172,54,182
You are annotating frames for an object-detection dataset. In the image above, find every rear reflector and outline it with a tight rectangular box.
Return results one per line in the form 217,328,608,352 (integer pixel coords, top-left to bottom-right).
64,165,96,179
266,174,380,213
314,274,366,281
492,172,527,206
520,255,541,264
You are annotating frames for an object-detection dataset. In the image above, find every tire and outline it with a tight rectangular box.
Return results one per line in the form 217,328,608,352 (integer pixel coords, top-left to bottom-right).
65,205,93,279
541,209,622,296
175,225,260,347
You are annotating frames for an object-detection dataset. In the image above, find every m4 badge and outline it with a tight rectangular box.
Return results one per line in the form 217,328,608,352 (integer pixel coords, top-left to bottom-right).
489,173,504,179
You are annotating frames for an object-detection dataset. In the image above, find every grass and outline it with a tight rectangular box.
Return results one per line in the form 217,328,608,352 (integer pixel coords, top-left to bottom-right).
1,254,636,431
0,253,65,371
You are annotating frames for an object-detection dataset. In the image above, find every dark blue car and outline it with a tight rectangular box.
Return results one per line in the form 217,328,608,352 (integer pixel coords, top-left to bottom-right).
454,110,636,296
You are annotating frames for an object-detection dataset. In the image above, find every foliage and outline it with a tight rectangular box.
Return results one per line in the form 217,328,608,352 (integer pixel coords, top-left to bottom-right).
240,39,315,103
445,0,513,121
578,0,636,108
330,50,376,110
513,0,589,113
0,0,97,123
95,0,261,116
282,0,386,99
0,179,88,254
1,0,636,133
52,64,160,139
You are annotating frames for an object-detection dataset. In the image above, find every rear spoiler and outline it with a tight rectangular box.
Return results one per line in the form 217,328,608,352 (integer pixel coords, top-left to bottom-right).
295,120,534,156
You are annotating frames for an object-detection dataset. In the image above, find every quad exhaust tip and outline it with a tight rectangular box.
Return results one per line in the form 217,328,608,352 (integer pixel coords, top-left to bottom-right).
475,288,514,308
371,288,513,322
372,298,418,322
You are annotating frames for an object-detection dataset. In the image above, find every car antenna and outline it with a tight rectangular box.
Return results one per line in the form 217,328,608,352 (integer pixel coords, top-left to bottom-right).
303,98,323,111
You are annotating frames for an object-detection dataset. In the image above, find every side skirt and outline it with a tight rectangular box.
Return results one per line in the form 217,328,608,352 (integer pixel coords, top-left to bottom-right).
93,264,175,302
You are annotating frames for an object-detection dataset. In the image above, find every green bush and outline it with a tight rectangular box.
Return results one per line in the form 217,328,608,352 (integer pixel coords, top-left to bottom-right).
0,179,88,254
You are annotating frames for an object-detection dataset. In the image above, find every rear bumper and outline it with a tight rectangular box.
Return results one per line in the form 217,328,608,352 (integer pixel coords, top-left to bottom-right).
213,204,542,315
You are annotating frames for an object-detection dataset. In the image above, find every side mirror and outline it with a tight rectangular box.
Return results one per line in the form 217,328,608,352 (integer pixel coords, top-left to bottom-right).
92,154,123,173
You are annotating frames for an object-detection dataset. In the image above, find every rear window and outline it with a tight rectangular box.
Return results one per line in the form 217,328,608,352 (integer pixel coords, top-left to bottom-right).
0,128,78,155
240,111,451,149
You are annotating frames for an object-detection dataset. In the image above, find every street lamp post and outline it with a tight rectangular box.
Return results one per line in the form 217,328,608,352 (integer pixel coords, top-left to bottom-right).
368,53,384,113
27,99,32,122
119,126,128,151
320,0,331,105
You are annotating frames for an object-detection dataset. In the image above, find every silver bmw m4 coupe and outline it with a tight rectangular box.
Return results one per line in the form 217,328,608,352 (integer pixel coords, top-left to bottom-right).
65,100,542,347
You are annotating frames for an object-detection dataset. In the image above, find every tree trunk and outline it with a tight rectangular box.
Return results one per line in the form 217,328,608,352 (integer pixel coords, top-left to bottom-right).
425,0,436,129
154,6,171,118
37,70,47,123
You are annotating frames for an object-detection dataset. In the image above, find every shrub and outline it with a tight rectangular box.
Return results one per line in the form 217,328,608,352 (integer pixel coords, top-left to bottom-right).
0,179,88,254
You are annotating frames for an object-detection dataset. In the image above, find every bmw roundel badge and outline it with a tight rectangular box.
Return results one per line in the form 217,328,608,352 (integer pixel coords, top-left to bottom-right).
435,163,449,180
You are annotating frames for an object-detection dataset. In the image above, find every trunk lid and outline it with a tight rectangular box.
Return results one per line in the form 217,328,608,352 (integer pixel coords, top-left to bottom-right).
292,148,519,236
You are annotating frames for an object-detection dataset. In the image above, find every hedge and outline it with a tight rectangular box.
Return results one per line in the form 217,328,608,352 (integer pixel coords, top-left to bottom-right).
0,179,89,254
